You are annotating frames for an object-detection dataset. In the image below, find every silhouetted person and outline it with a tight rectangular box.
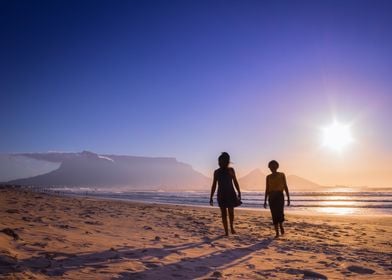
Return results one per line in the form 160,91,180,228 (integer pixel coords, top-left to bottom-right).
210,152,241,236
264,160,290,238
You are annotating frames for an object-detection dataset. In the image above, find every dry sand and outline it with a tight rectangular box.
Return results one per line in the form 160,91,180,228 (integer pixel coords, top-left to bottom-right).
1,187,391,279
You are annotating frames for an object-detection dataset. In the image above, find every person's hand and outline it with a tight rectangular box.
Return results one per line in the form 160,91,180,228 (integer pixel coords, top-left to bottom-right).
209,198,213,206
263,202,267,209
287,199,290,206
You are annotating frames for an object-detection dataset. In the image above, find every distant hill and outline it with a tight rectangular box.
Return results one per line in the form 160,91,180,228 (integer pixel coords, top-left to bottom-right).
238,169,266,191
286,175,321,191
5,151,210,190
238,169,321,191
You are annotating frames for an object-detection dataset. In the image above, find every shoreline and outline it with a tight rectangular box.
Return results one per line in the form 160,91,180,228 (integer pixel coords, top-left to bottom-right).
60,190,392,219
1,188,391,279
74,193,392,221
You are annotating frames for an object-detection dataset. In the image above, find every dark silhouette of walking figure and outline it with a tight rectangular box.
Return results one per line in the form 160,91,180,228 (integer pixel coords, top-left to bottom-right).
264,160,290,238
210,152,241,236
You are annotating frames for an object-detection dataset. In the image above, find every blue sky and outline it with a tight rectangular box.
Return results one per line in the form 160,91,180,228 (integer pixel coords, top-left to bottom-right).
1,0,392,185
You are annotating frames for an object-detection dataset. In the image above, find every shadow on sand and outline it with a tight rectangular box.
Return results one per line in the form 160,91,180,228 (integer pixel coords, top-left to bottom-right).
4,237,273,279
116,238,273,279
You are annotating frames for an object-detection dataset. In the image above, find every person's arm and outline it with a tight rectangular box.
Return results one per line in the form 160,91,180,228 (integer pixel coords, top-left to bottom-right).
283,173,290,206
210,171,217,206
264,176,269,208
231,168,241,199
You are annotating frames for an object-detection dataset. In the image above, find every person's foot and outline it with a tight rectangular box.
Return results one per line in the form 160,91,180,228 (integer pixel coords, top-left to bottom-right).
224,231,229,236
280,227,285,235
274,233,280,239
231,228,236,234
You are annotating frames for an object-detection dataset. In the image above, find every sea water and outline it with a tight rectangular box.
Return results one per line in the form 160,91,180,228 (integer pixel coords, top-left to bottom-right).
51,188,392,216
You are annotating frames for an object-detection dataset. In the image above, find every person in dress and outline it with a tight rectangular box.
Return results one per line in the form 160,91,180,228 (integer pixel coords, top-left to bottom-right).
264,160,290,238
210,152,241,236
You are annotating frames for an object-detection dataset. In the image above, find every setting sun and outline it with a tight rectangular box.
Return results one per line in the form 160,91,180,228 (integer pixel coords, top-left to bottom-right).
322,121,354,151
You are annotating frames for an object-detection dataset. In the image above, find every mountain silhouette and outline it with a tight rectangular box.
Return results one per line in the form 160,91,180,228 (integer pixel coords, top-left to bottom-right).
6,151,210,190
238,169,266,191
3,151,323,191
238,169,321,191
286,175,320,190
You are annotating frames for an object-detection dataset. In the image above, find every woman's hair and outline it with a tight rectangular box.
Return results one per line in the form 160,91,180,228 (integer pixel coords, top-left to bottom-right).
268,160,279,170
218,152,230,168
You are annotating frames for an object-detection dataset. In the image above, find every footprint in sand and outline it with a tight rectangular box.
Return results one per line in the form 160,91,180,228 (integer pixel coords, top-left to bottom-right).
144,262,160,268
347,265,375,274
284,268,327,280
211,271,222,278
31,242,47,248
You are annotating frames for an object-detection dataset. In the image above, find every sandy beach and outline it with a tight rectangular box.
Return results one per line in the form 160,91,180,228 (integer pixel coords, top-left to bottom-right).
1,187,391,279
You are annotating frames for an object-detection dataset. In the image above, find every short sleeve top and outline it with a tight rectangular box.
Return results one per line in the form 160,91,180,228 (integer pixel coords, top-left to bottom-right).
266,172,286,192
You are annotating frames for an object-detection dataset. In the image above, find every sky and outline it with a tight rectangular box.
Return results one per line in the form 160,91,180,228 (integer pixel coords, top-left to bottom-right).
1,0,392,187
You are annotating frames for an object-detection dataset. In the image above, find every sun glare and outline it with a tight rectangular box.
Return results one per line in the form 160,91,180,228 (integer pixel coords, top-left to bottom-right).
322,121,353,151
316,207,357,215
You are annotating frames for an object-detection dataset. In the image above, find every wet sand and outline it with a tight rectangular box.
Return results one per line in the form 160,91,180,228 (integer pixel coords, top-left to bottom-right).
1,188,391,279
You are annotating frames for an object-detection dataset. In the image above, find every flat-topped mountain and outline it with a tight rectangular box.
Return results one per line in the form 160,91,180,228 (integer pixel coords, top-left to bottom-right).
4,151,210,190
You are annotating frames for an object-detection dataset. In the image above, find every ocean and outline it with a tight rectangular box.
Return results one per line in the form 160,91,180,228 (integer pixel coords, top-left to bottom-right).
48,188,392,216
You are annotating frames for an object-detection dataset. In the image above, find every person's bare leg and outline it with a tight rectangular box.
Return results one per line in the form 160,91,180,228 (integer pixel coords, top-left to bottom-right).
220,207,229,236
279,222,285,235
228,207,236,234
274,224,279,238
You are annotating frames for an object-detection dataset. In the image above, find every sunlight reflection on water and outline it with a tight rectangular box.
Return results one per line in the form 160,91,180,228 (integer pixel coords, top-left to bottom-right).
318,199,357,206
45,188,392,215
314,207,358,215
314,198,359,214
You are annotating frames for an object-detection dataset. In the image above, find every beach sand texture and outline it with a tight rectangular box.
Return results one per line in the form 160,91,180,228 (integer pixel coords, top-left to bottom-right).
1,188,391,279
